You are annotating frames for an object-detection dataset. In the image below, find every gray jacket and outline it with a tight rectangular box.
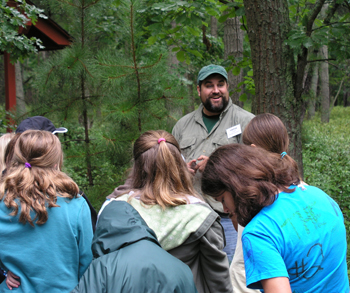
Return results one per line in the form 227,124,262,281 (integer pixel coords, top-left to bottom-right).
172,99,254,211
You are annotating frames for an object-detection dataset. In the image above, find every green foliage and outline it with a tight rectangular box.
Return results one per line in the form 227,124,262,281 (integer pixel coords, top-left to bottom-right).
144,0,225,65
286,1,350,61
0,0,45,62
24,0,189,210
302,106,350,269
0,105,16,134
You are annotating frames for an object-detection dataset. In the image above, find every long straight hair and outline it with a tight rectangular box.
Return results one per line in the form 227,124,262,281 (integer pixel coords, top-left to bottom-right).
123,130,199,208
243,113,289,153
242,113,299,176
0,130,79,226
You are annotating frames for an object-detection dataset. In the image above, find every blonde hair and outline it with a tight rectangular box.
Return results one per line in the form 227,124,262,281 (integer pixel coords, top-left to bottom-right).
0,133,15,173
0,130,79,226
126,130,199,208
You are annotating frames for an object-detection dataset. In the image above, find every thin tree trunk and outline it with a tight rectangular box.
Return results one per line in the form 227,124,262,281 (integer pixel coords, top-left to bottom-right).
15,61,26,116
224,16,244,107
166,21,183,128
308,62,319,119
81,0,93,186
211,16,218,38
344,91,348,107
186,72,195,113
319,45,330,123
319,4,330,123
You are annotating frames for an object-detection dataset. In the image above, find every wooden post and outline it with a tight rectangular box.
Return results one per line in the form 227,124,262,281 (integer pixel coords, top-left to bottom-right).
4,52,16,112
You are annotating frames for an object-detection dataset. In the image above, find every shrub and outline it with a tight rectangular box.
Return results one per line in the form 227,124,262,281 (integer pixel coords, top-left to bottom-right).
302,106,350,273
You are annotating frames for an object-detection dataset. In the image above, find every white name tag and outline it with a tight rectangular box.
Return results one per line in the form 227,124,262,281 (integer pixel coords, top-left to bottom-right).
226,124,242,139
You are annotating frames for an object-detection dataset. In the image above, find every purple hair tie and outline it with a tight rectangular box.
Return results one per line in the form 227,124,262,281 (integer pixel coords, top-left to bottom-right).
25,162,31,168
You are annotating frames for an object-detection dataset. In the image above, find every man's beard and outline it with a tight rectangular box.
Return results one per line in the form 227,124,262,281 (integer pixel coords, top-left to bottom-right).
202,95,229,114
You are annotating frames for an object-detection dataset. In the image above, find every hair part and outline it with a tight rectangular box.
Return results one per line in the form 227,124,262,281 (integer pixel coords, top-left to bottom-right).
124,130,199,208
202,144,300,227
0,130,79,226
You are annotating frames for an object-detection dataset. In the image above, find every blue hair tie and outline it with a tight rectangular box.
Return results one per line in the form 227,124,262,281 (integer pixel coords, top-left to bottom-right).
281,152,287,159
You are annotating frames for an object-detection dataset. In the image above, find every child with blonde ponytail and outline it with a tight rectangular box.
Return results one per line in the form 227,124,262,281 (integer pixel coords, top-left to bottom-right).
0,130,93,292
101,130,232,293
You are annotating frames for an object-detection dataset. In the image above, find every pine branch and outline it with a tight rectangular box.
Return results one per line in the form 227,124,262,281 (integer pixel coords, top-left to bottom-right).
84,0,102,9
66,150,106,159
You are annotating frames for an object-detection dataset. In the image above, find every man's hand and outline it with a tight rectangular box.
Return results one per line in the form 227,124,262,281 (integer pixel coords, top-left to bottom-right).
196,155,209,172
6,271,20,290
187,159,198,175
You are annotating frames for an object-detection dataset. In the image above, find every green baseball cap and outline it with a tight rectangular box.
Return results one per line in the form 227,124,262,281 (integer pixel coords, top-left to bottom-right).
197,64,228,85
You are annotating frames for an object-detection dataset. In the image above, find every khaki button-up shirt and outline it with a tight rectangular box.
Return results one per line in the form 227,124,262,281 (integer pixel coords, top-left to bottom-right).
172,99,254,212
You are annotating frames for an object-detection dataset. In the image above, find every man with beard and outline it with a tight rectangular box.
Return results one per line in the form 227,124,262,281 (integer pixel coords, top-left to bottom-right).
172,64,254,263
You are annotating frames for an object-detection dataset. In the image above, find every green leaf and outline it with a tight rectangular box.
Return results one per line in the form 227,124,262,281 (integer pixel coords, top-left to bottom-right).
232,66,241,76
148,23,163,33
188,27,200,37
302,37,313,48
205,8,218,17
239,93,247,102
235,7,245,17
187,49,203,58
218,13,231,23
148,36,157,45
237,81,245,87
176,51,185,62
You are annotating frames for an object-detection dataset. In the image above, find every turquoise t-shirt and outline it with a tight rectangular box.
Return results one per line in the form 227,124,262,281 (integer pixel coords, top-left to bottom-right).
242,185,349,293
0,195,93,292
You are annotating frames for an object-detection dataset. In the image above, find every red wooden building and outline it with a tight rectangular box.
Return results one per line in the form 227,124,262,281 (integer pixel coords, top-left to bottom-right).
3,0,72,114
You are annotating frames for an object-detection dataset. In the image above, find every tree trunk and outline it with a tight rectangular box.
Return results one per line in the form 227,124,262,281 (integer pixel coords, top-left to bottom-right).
15,61,26,116
186,71,195,113
319,45,330,123
224,16,244,107
308,62,319,119
344,91,348,107
211,16,218,38
319,4,330,123
243,0,304,176
166,21,183,128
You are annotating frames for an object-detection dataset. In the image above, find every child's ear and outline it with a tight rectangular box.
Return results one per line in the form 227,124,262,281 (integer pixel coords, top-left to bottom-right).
251,144,256,147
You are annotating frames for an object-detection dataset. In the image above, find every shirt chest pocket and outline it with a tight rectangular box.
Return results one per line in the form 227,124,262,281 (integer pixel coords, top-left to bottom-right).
179,137,197,161
212,134,240,149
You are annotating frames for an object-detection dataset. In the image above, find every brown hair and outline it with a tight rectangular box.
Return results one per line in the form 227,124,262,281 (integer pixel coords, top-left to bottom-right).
0,133,15,173
4,133,21,172
122,130,199,208
201,144,300,227
243,113,289,154
0,130,79,226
